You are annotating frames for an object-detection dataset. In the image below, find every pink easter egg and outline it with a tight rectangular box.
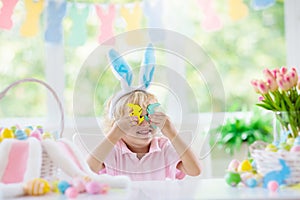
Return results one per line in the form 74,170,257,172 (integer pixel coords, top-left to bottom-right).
72,178,86,193
65,187,78,198
290,145,300,152
85,181,101,194
99,184,109,194
267,181,279,192
228,159,240,172
30,130,42,141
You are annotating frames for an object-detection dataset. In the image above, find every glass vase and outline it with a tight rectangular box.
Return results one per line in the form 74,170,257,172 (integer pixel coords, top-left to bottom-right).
273,111,300,141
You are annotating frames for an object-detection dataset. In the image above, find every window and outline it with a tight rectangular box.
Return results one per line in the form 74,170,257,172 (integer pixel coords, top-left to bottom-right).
0,0,289,124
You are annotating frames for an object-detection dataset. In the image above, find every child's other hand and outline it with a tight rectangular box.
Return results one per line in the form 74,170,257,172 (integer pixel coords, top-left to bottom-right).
148,112,176,138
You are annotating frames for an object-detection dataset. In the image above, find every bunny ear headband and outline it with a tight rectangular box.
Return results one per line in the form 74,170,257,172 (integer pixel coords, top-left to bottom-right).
108,43,156,119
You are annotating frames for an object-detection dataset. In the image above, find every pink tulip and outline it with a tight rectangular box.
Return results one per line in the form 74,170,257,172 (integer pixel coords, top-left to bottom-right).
250,79,260,93
272,69,280,78
258,96,264,101
257,80,269,94
286,70,298,87
266,78,278,92
263,69,278,91
263,68,275,79
280,66,288,75
276,74,291,91
291,67,297,72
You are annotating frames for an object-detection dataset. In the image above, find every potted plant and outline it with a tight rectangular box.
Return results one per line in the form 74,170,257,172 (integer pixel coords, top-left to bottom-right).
209,110,273,156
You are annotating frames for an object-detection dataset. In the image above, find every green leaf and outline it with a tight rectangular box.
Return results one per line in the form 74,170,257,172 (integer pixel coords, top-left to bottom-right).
222,133,234,143
281,99,287,111
282,91,295,110
256,103,273,110
235,137,242,150
295,96,300,111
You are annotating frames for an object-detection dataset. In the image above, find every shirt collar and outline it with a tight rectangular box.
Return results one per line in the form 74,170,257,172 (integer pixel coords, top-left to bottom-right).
118,137,161,155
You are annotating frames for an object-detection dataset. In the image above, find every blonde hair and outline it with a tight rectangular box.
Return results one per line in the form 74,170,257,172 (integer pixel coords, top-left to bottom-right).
103,90,158,133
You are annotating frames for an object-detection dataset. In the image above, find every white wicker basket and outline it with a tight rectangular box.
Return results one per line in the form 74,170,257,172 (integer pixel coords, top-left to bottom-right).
0,78,64,181
250,141,300,185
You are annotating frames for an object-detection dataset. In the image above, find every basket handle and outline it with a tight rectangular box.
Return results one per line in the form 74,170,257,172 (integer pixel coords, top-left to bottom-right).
249,140,268,155
0,78,64,138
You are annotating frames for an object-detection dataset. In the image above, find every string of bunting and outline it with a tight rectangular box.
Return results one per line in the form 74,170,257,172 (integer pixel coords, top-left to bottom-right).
0,0,277,46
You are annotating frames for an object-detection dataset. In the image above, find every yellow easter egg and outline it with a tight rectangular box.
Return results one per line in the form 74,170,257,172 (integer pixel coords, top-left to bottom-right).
24,128,31,136
265,144,277,152
24,178,51,196
51,180,60,193
238,160,253,172
42,132,54,140
1,128,14,139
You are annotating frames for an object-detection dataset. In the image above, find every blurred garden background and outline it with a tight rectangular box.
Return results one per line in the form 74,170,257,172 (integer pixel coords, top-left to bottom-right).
0,0,285,118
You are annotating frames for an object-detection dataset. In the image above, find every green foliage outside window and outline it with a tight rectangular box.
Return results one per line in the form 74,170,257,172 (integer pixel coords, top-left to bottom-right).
0,0,285,117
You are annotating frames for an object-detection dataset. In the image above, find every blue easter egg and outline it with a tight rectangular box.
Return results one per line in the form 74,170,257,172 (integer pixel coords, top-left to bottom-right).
246,178,257,188
57,180,71,194
294,136,300,145
15,130,28,140
251,160,257,170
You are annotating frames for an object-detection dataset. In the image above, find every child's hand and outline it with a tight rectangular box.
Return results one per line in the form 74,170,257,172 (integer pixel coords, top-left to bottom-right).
148,112,176,139
113,116,139,138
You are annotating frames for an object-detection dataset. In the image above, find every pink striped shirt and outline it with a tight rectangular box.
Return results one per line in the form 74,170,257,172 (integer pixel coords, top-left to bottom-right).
101,137,185,181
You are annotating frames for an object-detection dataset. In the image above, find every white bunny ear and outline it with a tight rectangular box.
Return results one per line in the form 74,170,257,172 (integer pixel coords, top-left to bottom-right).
108,49,133,89
139,43,155,89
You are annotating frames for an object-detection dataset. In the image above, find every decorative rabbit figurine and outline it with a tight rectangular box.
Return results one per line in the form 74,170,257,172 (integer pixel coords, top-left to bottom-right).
263,159,291,188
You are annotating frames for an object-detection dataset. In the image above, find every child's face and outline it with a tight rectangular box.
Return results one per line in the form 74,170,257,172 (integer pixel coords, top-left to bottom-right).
123,102,157,148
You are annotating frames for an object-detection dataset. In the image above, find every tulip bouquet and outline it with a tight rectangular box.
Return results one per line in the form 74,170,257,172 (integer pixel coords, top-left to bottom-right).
251,67,300,138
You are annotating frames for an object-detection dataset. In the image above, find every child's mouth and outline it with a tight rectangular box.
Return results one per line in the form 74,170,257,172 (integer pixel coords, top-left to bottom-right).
136,129,152,136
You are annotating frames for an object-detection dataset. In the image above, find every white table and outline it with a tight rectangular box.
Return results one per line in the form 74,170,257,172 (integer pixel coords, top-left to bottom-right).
7,178,300,200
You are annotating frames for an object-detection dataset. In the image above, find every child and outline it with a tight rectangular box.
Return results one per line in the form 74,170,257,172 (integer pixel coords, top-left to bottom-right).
87,44,201,181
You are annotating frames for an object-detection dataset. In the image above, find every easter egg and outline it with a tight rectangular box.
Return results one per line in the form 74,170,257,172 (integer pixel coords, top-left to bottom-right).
251,160,257,171
72,177,86,193
24,128,32,136
267,181,279,192
36,126,43,134
294,136,300,146
65,187,78,198
86,181,101,194
265,144,277,152
99,184,109,194
238,160,252,172
30,130,42,141
227,159,240,172
42,132,54,140
224,172,241,187
10,126,17,133
51,180,59,193
1,128,14,139
57,180,71,194
246,178,257,188
286,138,295,146
279,143,291,151
241,172,254,183
24,178,51,196
290,145,300,152
15,130,28,140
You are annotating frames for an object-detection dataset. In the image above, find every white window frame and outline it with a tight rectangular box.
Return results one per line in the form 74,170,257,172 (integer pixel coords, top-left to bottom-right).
284,0,300,69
